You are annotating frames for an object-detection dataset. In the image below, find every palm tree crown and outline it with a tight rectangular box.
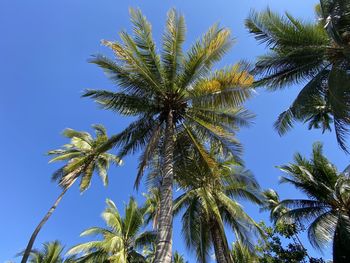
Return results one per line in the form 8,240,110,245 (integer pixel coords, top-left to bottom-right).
172,252,187,263
86,8,253,181
67,198,156,263
277,142,350,262
27,241,75,263
174,154,263,263
246,2,350,152
85,8,253,262
21,125,121,263
48,124,121,192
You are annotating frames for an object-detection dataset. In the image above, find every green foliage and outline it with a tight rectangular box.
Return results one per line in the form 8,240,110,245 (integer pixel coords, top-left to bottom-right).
231,240,259,262
173,153,263,262
246,6,350,152
255,222,309,263
85,8,254,188
48,124,121,192
173,252,187,263
26,241,76,263
67,198,156,262
276,142,350,262
254,222,329,263
84,8,254,261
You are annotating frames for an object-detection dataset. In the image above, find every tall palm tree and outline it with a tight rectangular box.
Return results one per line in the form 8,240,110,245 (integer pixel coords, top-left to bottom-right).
26,241,76,263
21,125,121,263
67,198,156,263
277,142,350,262
246,2,350,152
173,154,263,263
85,8,253,262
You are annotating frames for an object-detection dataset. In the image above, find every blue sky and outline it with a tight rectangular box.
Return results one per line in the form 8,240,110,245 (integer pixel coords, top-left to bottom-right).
0,0,347,262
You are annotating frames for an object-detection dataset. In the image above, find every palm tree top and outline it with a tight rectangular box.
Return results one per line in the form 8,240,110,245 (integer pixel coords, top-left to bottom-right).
67,197,155,262
276,142,350,254
173,152,263,262
246,5,350,152
48,124,122,192
84,8,254,188
25,241,75,263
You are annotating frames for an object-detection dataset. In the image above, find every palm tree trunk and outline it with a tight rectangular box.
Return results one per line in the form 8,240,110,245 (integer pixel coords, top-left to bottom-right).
210,220,233,263
293,233,309,262
154,111,175,263
294,219,310,262
21,181,75,263
333,216,350,263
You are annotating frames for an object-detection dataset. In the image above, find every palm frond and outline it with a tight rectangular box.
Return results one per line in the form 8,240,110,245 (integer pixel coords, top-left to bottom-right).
83,89,156,116
162,9,186,86
179,24,233,88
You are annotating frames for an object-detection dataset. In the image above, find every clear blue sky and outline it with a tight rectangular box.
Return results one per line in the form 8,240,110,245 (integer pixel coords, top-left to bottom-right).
1,0,347,262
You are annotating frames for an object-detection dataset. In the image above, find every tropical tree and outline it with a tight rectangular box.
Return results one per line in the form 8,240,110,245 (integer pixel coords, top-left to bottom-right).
276,142,350,262
25,241,76,263
173,252,187,263
246,2,350,152
255,222,318,263
84,7,253,262
261,189,308,257
230,240,258,263
261,189,288,222
143,188,161,230
142,243,156,263
21,125,121,263
173,154,263,263
67,198,156,263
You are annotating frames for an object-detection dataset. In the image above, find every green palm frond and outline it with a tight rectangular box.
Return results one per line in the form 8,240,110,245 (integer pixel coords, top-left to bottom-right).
173,151,262,260
27,241,73,263
83,90,157,116
231,240,258,263
129,8,162,85
277,142,350,259
327,67,350,152
48,124,120,192
162,9,186,86
307,210,338,250
173,252,187,263
84,8,254,262
68,198,152,262
247,7,350,152
274,68,331,135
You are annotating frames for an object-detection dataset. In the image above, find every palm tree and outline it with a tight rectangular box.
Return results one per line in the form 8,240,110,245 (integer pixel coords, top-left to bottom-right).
173,154,263,263
26,241,76,263
230,240,258,263
67,198,156,263
143,188,161,230
261,189,309,262
173,252,187,263
21,125,121,263
277,142,350,262
261,189,288,222
84,8,253,262
142,243,156,263
246,2,350,152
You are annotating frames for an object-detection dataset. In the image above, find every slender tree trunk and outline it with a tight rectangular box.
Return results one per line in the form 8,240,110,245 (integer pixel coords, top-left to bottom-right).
210,220,233,263
154,111,175,263
333,215,350,263
294,219,310,262
21,180,75,263
293,233,310,262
